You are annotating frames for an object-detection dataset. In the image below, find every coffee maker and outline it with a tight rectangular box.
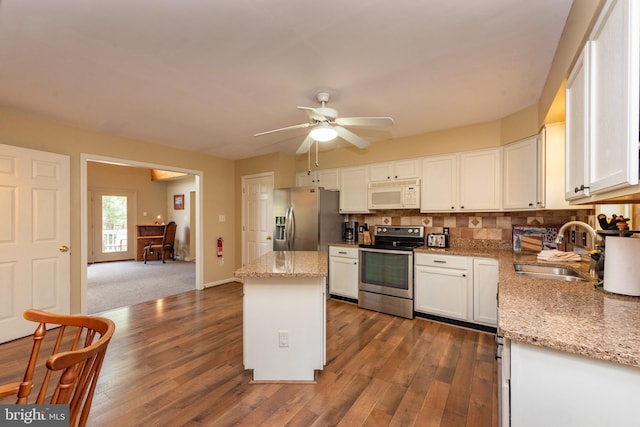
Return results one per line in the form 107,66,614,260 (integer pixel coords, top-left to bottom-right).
342,221,358,243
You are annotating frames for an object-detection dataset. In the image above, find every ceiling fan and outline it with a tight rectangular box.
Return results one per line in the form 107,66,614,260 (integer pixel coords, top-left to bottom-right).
254,92,394,154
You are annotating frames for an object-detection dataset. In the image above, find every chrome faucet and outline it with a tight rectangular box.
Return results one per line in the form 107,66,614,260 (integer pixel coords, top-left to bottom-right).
554,220,599,250
554,220,600,277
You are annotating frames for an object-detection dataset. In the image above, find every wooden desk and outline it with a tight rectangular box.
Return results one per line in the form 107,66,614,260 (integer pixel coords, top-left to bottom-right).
136,225,165,261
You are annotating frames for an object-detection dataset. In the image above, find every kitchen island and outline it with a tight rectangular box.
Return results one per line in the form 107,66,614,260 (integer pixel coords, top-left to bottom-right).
234,251,327,382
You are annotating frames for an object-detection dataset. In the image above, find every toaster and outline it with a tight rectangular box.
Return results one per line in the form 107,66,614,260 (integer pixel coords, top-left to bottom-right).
426,233,449,248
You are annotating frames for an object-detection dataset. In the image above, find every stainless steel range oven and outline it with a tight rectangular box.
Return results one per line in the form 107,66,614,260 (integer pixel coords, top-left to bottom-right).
358,225,424,319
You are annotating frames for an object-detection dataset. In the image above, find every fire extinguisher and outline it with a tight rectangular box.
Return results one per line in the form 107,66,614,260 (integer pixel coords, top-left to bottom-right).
217,237,223,257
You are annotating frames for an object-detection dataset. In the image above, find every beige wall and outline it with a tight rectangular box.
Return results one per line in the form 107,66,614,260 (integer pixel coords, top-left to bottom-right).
166,176,197,261
291,106,542,173
538,0,605,125
0,106,235,313
88,162,168,225
88,163,196,261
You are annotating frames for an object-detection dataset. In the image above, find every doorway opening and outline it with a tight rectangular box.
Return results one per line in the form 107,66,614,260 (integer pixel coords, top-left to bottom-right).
81,154,203,315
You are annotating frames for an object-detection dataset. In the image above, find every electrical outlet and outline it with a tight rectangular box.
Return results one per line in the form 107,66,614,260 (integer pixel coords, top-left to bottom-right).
278,331,289,348
581,232,587,247
443,227,450,235
570,230,576,244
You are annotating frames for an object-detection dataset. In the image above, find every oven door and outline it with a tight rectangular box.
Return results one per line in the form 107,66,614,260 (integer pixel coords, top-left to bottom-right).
358,247,413,299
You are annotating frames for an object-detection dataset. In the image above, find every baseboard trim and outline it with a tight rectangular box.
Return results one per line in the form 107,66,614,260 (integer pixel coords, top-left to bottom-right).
203,278,238,288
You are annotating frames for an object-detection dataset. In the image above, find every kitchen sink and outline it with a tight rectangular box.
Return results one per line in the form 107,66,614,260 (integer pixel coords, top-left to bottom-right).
513,263,589,282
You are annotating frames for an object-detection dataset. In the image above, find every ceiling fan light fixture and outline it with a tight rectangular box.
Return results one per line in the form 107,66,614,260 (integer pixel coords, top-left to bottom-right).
309,122,338,142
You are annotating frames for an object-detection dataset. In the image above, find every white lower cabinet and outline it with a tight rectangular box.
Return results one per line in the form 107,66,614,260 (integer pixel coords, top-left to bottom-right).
473,258,498,326
414,253,498,327
328,246,359,299
414,253,472,321
510,341,640,427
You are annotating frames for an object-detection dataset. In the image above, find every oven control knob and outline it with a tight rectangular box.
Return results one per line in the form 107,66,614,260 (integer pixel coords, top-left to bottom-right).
408,229,413,233
381,228,387,232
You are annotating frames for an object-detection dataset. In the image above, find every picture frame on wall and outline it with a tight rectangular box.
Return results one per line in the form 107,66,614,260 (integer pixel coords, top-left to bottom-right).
174,194,184,210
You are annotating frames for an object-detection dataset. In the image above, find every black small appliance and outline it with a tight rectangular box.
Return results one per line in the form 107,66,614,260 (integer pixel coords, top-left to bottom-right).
343,221,358,243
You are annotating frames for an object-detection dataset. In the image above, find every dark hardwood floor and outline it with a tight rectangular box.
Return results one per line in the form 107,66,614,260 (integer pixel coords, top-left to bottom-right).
0,282,498,426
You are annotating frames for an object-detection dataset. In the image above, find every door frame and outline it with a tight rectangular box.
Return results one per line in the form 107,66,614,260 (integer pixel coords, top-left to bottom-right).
80,153,203,314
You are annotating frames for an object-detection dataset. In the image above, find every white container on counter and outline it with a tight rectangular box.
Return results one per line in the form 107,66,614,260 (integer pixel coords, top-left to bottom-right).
603,237,640,296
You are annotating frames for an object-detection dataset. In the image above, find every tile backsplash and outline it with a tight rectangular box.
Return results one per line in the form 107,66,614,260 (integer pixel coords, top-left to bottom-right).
346,209,595,250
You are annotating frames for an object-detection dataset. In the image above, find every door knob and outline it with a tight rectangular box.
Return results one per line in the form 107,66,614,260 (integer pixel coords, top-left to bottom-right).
266,236,272,240
59,245,69,253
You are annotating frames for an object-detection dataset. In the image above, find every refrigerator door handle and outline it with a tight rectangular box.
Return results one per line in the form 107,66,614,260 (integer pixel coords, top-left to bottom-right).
285,207,295,251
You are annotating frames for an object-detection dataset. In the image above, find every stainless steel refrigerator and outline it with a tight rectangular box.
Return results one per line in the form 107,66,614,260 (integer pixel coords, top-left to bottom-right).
273,187,342,251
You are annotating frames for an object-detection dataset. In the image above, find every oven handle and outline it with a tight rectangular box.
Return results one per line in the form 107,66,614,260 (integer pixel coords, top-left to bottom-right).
359,247,413,255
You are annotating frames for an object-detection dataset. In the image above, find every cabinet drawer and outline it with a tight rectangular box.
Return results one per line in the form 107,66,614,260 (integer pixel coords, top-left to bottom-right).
414,253,469,269
329,246,359,259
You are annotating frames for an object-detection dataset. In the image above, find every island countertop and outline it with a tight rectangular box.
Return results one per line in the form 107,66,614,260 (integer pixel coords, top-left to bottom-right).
415,245,640,369
235,251,328,278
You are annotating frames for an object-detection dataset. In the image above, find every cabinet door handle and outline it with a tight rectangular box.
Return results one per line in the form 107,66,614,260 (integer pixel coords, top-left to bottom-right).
575,184,590,193
462,274,466,277
434,260,447,264
338,251,347,254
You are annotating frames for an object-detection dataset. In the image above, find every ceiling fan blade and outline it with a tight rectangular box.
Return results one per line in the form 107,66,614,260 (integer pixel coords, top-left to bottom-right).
296,135,314,154
335,117,394,127
254,122,310,137
334,126,370,149
297,106,327,122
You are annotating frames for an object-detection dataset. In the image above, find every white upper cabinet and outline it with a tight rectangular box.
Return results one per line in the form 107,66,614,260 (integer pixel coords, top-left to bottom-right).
393,159,421,180
459,148,502,211
565,44,590,200
316,169,339,190
339,165,370,213
368,159,420,182
296,169,339,190
296,171,316,187
565,0,640,202
421,148,501,212
587,0,639,194
503,136,540,210
420,154,458,212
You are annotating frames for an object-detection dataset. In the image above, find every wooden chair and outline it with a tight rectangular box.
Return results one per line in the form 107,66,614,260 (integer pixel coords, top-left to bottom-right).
143,221,177,263
0,309,115,427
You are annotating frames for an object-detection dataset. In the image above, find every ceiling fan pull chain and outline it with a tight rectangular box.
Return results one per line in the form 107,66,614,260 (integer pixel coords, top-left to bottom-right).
315,138,319,167
307,143,311,174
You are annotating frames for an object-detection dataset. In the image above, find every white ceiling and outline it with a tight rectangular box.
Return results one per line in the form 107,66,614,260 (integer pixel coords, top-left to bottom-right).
0,0,573,160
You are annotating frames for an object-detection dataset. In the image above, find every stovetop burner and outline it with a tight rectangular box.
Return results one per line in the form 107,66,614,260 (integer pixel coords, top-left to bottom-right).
359,225,425,250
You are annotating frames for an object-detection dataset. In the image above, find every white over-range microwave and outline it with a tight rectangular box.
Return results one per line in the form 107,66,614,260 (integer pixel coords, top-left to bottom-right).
367,178,420,209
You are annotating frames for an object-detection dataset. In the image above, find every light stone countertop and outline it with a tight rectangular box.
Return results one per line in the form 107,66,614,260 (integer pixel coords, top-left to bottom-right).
415,246,640,369
234,251,328,278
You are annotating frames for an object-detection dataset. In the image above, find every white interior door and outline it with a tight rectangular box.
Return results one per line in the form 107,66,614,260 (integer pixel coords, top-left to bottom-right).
90,189,136,262
0,144,70,343
242,173,274,266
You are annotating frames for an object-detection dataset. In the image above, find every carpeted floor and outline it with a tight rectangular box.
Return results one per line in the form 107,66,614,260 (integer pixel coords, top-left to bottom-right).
87,260,196,314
